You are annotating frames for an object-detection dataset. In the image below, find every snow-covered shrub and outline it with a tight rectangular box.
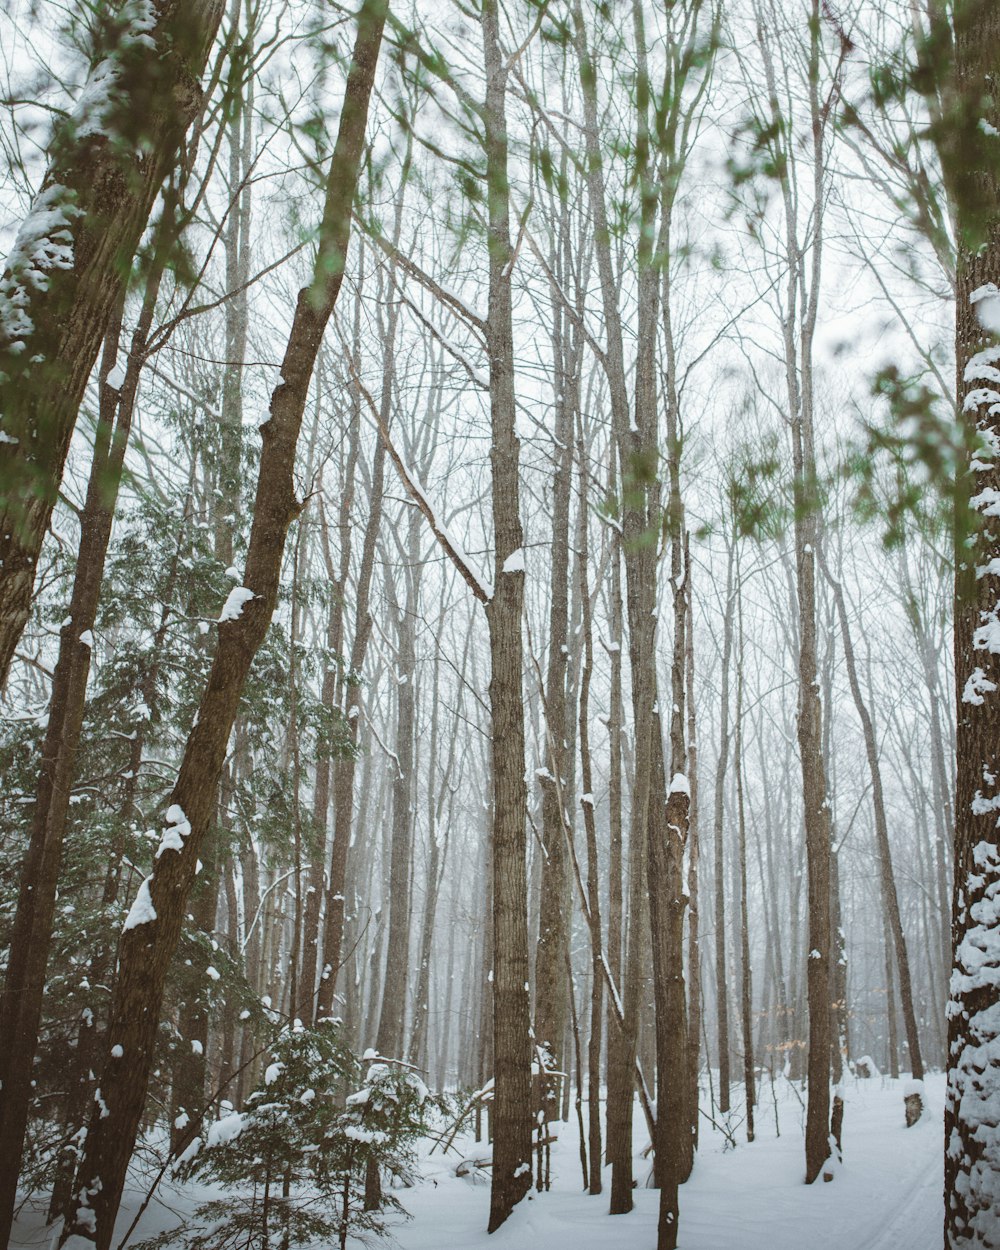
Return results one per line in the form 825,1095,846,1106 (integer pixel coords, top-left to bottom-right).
133,1025,429,1250
342,1053,431,1209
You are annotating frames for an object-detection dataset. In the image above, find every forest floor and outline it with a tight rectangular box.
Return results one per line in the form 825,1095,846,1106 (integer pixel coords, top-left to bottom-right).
12,1072,944,1250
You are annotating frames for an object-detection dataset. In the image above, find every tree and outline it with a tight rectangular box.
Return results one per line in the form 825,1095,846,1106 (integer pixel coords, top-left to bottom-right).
0,0,226,686
933,0,1000,1241
481,0,533,1228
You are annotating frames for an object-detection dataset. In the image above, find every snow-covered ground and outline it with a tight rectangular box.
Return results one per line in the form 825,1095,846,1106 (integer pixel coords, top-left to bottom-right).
12,1073,944,1250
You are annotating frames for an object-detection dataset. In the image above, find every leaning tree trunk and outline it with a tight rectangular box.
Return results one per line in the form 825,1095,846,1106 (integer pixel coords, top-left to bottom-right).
482,0,533,1230
939,0,1000,1242
0,0,225,687
59,8,387,1243
818,548,924,1118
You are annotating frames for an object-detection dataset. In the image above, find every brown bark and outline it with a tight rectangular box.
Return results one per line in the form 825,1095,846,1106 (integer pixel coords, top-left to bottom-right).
59,7,387,1242
938,0,1000,1240
0,0,225,686
482,0,533,1229
755,0,835,1183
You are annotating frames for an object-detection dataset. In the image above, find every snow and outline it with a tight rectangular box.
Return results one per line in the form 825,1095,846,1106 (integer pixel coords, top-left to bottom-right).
11,1076,945,1250
345,1125,390,1144
110,1045,123,1059
669,772,690,797
376,1076,944,1250
79,630,94,647
963,667,997,706
155,804,191,858
219,586,255,622
0,183,78,351
502,548,525,574
122,876,156,930
205,1111,245,1148
264,1061,284,1085
971,284,1000,336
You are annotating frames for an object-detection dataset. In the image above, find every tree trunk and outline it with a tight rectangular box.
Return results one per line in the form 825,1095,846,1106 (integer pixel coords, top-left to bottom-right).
59,8,387,1241
374,524,417,1060
685,556,702,1152
482,1,532,1229
817,550,924,1109
713,539,735,1116
939,0,1000,1240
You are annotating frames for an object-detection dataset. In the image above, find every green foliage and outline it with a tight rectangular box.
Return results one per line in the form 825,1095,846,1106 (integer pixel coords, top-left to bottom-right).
133,1026,430,1250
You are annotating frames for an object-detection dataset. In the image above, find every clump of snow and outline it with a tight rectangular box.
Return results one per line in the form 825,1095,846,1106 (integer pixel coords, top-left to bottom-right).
669,772,690,796
219,586,255,622
963,667,998,706
502,548,525,574
122,876,156,931
971,284,1000,336
345,1125,390,1144
110,1044,123,1059
264,1061,284,1085
947,839,1000,1237
79,630,94,647
0,183,79,352
206,1111,245,1148
155,804,191,858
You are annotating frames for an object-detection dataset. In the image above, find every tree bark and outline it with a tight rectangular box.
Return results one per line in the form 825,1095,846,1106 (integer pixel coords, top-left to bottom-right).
482,0,532,1229
938,0,1000,1240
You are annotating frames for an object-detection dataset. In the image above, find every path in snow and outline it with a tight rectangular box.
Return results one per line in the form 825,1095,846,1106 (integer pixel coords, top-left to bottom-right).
395,1073,944,1250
